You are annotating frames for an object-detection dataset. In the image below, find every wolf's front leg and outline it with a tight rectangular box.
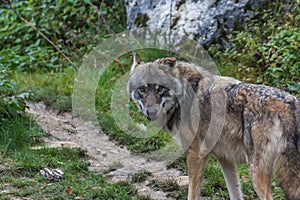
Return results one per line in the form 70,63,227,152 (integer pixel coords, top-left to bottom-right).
187,143,208,200
218,159,243,200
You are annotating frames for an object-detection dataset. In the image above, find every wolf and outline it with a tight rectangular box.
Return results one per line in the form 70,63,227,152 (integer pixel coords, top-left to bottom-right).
126,54,300,200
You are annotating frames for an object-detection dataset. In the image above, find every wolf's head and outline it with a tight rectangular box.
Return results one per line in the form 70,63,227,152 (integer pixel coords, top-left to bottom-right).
126,54,185,125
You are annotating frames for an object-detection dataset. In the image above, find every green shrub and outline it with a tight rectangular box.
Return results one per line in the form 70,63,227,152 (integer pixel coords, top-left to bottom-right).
0,0,126,72
261,28,300,91
0,68,29,119
209,0,300,95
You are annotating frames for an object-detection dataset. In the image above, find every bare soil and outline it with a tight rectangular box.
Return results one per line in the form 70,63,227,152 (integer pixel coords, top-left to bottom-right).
26,102,188,200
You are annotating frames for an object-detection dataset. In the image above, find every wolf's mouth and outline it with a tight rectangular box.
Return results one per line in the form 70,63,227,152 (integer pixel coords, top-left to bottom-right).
146,108,158,121
147,116,158,121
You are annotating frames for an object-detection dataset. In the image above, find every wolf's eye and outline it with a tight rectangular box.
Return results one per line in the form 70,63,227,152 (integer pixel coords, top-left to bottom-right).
157,86,164,92
138,87,146,93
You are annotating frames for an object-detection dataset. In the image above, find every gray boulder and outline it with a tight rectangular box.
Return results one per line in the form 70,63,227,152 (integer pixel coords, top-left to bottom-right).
125,0,268,48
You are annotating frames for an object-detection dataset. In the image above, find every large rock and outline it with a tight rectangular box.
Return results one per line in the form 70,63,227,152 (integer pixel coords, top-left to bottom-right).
125,0,268,48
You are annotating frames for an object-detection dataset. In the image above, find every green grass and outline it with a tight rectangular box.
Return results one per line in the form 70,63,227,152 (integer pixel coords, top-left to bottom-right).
167,154,188,174
0,115,46,154
13,67,75,112
0,148,149,199
0,115,150,199
131,170,152,183
148,179,188,200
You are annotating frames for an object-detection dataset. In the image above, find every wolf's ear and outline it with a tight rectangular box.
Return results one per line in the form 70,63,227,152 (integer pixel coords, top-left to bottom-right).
161,57,176,68
130,53,140,73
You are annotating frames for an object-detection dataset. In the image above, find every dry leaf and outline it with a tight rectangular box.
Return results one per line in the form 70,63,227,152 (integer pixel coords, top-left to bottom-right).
65,186,72,195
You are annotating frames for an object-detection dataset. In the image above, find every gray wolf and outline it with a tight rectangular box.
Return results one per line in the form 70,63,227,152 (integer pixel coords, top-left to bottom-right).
126,55,300,200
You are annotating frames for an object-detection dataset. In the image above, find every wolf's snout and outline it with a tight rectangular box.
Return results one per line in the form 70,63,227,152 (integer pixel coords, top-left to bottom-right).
146,108,158,120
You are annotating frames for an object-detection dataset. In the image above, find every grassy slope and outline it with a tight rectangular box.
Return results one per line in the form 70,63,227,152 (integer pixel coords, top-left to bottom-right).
0,116,150,199
6,1,299,199
12,49,287,199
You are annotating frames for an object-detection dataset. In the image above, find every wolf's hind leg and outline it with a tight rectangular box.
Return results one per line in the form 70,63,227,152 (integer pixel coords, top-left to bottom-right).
276,147,300,199
218,159,243,200
249,161,273,200
243,116,281,200
246,140,274,200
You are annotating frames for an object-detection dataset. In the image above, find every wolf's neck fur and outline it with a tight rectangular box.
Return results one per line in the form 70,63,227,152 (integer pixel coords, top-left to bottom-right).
166,103,180,132
165,64,213,134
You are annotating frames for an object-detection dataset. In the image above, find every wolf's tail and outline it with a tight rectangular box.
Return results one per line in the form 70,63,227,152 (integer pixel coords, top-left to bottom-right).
276,99,300,200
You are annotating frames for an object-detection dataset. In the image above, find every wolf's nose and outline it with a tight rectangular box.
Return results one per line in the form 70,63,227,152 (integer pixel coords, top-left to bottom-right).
146,108,158,120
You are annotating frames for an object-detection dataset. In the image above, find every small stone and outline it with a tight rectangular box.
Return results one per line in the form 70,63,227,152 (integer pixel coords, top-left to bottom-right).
177,176,189,186
108,149,119,154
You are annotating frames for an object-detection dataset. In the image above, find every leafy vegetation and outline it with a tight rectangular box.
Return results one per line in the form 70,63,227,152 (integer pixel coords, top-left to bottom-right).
1,0,127,116
0,0,298,199
0,0,126,72
0,1,150,199
209,0,300,96
0,68,29,119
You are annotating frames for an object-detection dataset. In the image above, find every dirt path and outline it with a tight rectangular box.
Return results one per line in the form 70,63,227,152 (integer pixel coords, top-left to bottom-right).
26,102,188,199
